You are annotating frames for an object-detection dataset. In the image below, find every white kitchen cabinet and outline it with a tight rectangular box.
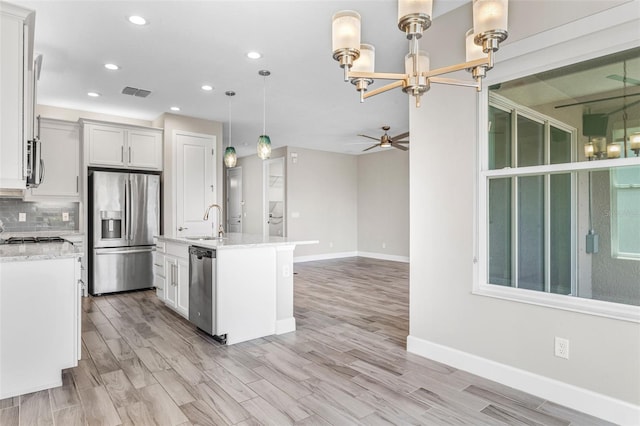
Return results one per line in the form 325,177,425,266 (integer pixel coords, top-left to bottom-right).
153,239,166,300
25,118,80,200
161,241,189,318
83,120,163,171
0,3,35,189
0,256,81,399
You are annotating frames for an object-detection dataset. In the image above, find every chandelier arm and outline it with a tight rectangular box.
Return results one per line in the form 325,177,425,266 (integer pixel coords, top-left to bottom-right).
424,56,491,79
429,77,480,89
349,71,408,81
363,80,406,99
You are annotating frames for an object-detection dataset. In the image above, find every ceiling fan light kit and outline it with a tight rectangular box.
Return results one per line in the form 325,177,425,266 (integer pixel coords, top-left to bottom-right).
332,0,509,107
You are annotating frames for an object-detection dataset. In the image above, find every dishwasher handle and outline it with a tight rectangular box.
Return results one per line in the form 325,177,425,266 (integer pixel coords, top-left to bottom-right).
189,246,215,259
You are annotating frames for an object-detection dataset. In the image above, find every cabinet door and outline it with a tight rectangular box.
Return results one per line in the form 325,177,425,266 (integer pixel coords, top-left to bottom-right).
175,258,189,317
86,124,126,167
0,11,27,189
127,129,163,170
28,119,80,199
164,257,177,308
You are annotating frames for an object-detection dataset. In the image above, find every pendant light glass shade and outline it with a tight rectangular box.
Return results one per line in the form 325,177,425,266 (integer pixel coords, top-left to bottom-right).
352,43,375,73
257,135,271,159
473,0,508,36
465,28,484,62
332,11,361,53
224,90,237,167
607,143,621,158
257,70,272,160
631,132,640,151
224,146,237,167
398,0,432,22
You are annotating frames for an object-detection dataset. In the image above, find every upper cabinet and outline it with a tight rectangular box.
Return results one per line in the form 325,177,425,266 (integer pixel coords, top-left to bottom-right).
82,120,163,171
0,2,35,189
25,118,80,201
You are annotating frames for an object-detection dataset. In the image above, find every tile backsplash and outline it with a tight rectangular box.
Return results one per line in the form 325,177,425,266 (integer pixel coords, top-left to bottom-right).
0,199,79,233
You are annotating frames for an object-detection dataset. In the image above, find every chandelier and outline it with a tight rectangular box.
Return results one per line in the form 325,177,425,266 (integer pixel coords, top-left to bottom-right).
331,0,509,107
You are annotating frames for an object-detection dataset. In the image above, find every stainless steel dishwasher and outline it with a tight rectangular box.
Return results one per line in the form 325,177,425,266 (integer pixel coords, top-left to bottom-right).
189,246,224,342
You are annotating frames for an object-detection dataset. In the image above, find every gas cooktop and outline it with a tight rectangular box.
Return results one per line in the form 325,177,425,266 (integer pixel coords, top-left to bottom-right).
2,236,66,244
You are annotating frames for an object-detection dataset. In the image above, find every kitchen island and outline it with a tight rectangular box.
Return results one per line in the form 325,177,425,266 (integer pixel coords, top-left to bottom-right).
155,233,317,345
0,239,83,399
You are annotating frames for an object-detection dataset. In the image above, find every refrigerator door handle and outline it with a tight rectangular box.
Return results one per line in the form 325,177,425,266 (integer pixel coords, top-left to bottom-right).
95,248,156,255
126,179,132,241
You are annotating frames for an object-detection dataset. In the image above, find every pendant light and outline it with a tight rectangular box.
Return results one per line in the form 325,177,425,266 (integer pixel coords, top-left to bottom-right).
257,70,272,160
224,90,237,168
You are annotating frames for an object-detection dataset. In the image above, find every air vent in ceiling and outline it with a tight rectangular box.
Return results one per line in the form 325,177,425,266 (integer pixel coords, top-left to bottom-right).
122,86,151,97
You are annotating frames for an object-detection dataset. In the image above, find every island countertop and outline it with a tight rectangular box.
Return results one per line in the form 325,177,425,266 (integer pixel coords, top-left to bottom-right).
156,233,318,250
0,242,83,262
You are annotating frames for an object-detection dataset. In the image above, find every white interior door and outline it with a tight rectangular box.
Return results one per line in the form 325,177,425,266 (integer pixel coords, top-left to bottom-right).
175,131,215,237
263,157,285,238
226,167,243,233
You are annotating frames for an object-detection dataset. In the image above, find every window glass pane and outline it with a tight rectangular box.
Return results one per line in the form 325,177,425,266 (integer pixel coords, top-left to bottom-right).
489,178,512,286
550,127,572,164
611,166,640,256
489,106,511,170
550,173,572,294
517,115,545,167
518,176,545,291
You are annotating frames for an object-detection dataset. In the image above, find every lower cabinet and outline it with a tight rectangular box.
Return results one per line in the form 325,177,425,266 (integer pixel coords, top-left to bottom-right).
155,240,189,318
0,256,81,399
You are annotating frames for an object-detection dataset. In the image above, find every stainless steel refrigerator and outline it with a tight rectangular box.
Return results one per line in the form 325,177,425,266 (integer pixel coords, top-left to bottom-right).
89,171,160,295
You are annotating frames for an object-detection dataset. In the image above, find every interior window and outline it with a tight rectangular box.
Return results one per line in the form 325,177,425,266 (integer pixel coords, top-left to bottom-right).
483,47,640,309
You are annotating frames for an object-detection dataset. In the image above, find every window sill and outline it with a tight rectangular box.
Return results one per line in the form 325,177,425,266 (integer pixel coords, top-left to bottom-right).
473,283,640,323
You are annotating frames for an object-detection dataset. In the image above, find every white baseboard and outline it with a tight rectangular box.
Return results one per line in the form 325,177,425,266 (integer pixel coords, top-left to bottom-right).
275,317,296,335
294,251,409,263
294,251,358,263
407,336,640,426
357,251,410,263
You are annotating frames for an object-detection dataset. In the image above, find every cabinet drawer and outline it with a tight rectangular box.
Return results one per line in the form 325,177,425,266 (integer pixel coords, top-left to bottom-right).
153,253,165,277
155,240,166,253
165,242,188,259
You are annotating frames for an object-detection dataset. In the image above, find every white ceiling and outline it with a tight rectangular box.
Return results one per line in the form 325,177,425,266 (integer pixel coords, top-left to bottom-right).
15,0,468,157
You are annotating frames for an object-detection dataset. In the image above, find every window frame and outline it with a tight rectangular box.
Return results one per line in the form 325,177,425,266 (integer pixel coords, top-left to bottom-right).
473,3,640,323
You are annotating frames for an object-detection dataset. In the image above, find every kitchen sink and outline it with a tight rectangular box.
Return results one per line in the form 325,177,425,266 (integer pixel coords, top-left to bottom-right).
185,236,226,241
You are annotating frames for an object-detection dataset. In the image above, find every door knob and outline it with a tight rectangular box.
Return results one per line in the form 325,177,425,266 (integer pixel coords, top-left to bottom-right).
178,227,188,231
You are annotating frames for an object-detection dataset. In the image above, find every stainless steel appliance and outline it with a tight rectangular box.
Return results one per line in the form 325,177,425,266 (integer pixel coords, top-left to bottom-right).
89,171,159,295
189,246,222,341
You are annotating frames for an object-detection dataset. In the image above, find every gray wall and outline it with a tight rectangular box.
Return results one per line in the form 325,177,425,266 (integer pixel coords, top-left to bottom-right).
357,149,409,258
409,0,639,407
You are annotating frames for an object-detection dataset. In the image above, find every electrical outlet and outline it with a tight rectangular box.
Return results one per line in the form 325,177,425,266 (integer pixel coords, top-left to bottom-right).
62,212,69,222
382,242,386,249
18,212,26,222
283,264,290,278
329,242,334,248
555,337,570,359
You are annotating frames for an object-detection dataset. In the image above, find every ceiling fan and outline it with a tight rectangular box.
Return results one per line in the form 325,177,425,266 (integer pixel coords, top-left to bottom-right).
358,126,410,152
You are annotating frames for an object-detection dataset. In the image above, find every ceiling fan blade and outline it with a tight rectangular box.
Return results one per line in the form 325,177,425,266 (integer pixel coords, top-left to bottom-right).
391,131,409,142
395,140,409,144
392,143,408,151
358,134,381,141
362,144,379,152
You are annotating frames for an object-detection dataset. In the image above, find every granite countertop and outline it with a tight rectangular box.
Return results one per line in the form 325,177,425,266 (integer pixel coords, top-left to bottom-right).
0,241,83,262
156,233,318,250
0,231,84,262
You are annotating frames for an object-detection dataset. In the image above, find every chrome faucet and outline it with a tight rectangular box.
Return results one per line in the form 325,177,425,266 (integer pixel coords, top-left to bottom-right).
203,204,225,238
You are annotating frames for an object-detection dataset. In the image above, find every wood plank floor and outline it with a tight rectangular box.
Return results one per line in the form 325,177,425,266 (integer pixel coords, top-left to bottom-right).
0,257,613,425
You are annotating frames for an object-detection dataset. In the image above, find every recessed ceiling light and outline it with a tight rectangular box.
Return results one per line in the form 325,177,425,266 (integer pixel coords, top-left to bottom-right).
201,85,213,91
247,51,262,59
104,63,119,70
128,15,147,25
87,92,101,97
170,106,180,111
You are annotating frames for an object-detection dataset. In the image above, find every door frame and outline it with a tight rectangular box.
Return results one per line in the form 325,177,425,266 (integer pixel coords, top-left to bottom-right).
262,157,286,238
226,166,243,234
